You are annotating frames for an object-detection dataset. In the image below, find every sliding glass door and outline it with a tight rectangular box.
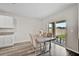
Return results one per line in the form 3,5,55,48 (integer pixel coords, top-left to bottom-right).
55,20,66,46
48,20,66,47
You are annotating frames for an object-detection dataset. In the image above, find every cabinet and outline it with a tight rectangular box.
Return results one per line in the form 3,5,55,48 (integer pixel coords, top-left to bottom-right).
0,15,15,28
0,15,15,48
0,35,14,48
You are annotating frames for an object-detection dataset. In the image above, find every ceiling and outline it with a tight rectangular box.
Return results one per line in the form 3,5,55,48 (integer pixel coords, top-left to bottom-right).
0,3,74,19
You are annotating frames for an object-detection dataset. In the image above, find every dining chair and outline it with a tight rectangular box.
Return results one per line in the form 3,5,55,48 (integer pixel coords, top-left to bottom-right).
29,33,43,55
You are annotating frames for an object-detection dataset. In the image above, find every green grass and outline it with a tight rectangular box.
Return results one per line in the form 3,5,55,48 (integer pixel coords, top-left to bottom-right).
57,34,66,40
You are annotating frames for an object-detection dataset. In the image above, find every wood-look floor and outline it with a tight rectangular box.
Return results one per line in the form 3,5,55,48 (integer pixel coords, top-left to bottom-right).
0,42,79,56
0,42,35,56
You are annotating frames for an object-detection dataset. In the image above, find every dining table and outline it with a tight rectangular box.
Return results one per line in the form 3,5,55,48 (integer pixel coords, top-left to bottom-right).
37,37,56,55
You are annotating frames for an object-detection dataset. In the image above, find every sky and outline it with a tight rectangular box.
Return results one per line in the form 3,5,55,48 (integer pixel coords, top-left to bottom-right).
49,22,66,28
56,22,66,27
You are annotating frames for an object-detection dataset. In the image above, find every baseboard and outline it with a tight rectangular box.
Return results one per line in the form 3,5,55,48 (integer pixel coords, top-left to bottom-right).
14,41,30,45
66,47,79,54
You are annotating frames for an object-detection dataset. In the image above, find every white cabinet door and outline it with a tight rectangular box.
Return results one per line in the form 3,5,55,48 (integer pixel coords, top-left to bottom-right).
3,36,13,47
0,15,15,28
0,35,14,48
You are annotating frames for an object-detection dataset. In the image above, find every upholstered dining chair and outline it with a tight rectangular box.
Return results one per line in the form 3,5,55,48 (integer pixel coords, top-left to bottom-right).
29,33,43,55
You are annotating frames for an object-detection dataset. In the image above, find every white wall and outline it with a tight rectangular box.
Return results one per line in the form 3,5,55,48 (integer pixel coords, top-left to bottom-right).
42,4,78,53
77,3,79,52
14,16,42,43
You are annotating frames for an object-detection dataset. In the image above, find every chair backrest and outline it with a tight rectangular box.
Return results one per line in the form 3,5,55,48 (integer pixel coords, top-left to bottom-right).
29,34,37,48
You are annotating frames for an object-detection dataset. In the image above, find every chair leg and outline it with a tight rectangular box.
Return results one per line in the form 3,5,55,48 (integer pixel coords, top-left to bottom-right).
49,41,51,56
40,43,42,53
43,42,46,53
33,47,37,56
34,49,37,56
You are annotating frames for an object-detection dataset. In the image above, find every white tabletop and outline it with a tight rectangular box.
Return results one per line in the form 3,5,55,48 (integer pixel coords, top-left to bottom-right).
37,37,55,43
